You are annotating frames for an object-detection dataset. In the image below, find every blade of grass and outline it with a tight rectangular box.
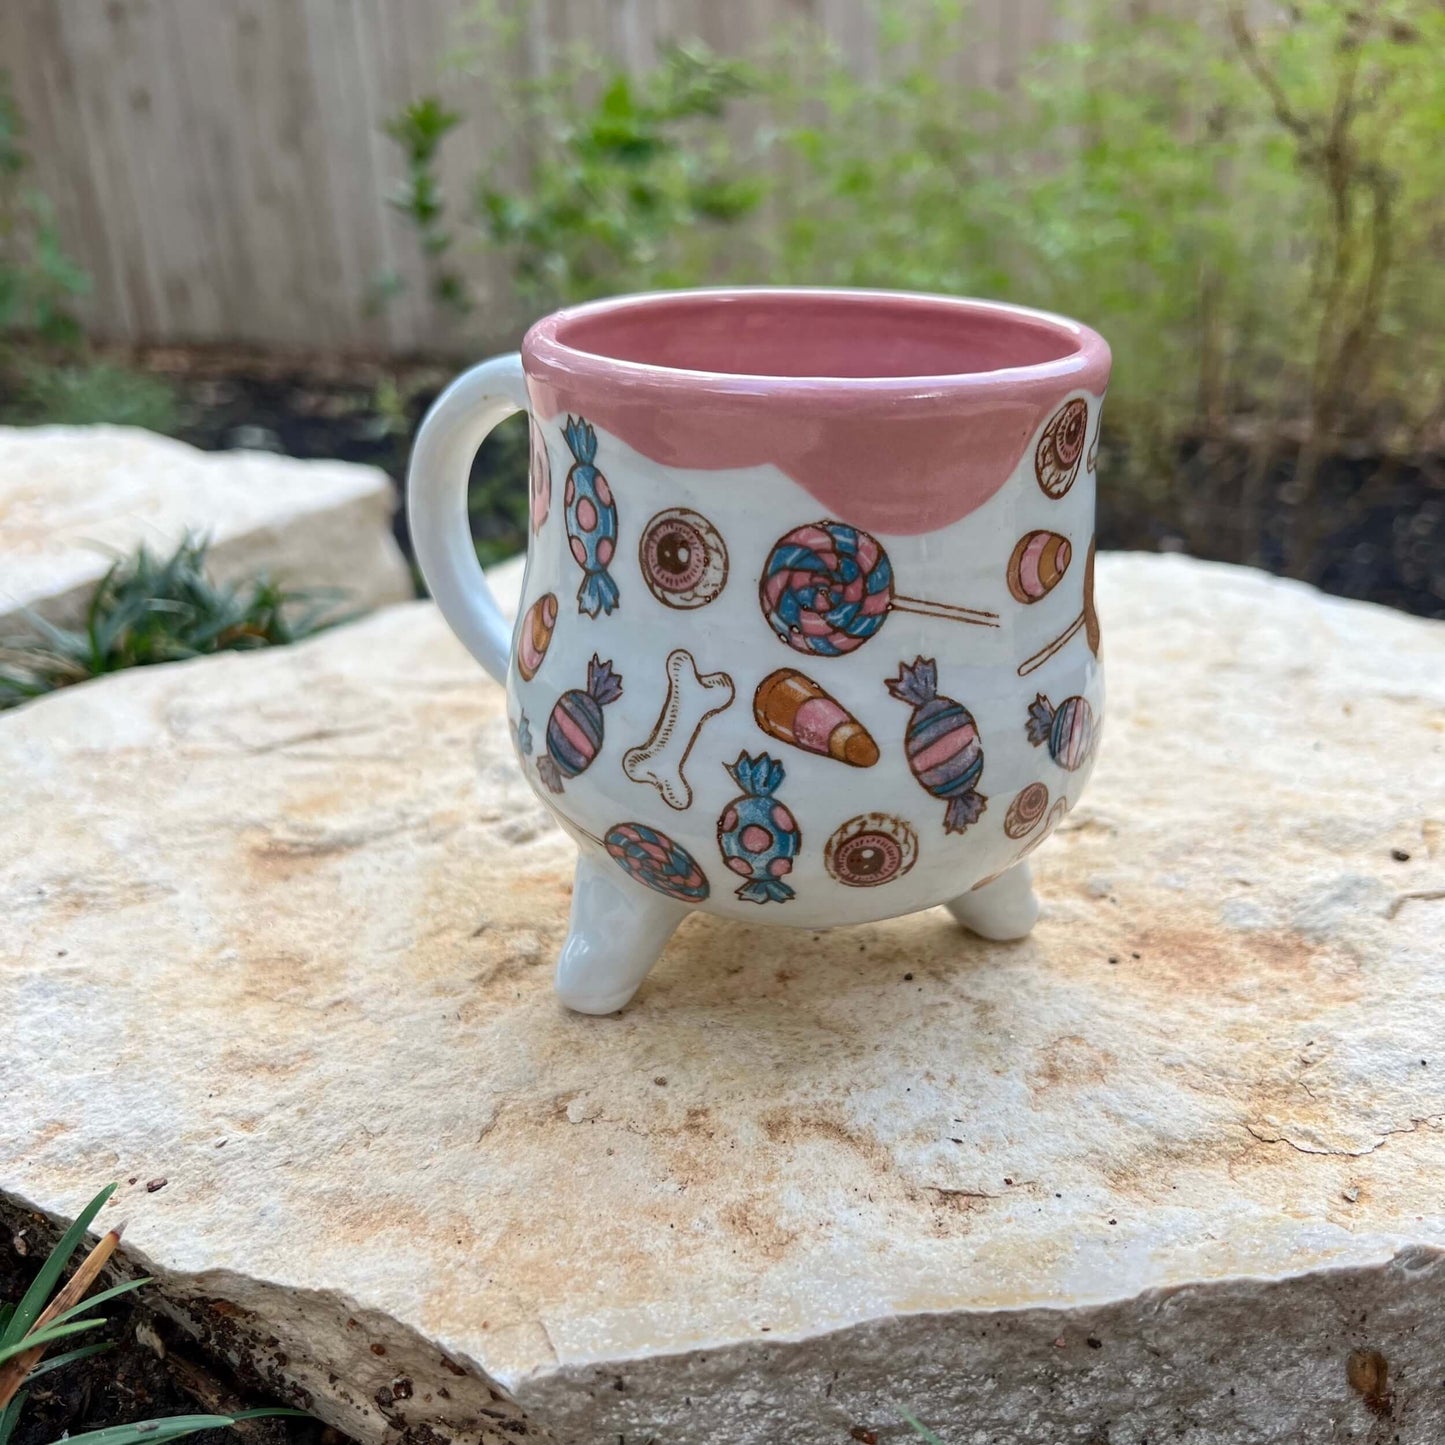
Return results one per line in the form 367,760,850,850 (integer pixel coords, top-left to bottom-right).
0,1390,25,1445
0,1185,114,1347
56,1409,306,1445
0,1317,105,1365
45,1276,151,1330
896,1405,946,1444
24,1341,112,1380
0,1217,124,1402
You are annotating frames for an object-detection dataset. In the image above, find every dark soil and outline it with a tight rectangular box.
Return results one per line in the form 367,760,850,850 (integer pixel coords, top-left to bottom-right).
1,1203,353,1445
118,346,1445,620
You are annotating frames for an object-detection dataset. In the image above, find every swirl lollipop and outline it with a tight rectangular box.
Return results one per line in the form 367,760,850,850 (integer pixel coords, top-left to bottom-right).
605,822,710,903
528,416,551,533
1017,537,1100,677
760,521,997,658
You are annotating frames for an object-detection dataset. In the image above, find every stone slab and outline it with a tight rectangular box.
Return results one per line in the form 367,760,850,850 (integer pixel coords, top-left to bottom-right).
0,425,412,632
2,555,1443,1445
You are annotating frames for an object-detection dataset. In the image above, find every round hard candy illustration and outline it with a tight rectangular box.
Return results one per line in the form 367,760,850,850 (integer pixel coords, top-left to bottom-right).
1026,692,1096,772
1003,781,1050,839
528,417,551,533
562,416,619,617
1035,397,1089,499
716,753,801,904
536,655,623,794
1007,530,1072,604
638,507,728,609
887,656,987,835
753,668,878,767
517,592,558,682
606,822,710,903
824,813,918,889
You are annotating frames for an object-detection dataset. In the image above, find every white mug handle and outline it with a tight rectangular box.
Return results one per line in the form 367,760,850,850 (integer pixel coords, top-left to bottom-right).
407,353,531,684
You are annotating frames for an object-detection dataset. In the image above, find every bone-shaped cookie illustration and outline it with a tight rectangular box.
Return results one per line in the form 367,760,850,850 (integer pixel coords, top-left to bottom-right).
623,648,735,810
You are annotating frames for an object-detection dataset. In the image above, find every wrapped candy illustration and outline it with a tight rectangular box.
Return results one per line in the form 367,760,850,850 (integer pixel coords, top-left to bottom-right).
605,822,710,903
887,656,987,834
563,416,620,617
517,592,558,681
1026,692,1096,771
753,668,879,767
509,709,533,761
761,521,996,659
536,655,623,794
716,752,801,904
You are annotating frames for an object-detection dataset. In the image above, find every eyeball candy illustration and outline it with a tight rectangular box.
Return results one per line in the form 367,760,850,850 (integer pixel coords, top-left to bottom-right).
517,593,558,682
753,668,878,767
1007,531,1072,604
605,822,710,903
716,753,801,905
562,416,620,617
1003,781,1050,839
1035,397,1089,499
638,507,728,609
536,655,624,794
886,656,987,835
824,813,918,888
1026,692,1096,772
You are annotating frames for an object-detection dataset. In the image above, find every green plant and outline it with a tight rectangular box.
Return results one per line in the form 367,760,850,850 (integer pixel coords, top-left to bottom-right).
385,8,767,316
0,1184,303,1444
0,536,342,709
0,69,177,431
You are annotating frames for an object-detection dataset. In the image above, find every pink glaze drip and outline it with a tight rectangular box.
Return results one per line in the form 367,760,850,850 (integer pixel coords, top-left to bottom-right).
523,290,1111,536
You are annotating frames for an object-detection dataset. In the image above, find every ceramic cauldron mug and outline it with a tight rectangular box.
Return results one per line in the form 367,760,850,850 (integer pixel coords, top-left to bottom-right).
409,289,1110,1013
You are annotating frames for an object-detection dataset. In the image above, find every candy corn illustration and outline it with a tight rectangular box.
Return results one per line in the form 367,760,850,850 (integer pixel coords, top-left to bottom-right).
716,752,801,904
536,655,623,793
753,668,879,767
563,416,620,617
886,656,987,834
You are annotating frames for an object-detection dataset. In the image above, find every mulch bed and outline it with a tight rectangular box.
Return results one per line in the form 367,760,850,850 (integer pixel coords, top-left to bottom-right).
1,1202,351,1445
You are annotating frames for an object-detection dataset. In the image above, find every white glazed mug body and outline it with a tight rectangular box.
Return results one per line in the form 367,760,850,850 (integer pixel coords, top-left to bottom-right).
409,289,1110,1001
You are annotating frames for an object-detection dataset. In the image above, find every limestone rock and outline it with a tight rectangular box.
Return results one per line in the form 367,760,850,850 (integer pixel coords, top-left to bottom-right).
0,425,412,632
1,555,1443,1445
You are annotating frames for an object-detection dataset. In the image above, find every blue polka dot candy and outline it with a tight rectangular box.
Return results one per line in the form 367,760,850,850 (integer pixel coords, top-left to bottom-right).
716,752,801,904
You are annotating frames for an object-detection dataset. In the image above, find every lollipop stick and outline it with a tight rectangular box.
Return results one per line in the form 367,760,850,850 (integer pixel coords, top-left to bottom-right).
892,595,999,628
1017,612,1083,677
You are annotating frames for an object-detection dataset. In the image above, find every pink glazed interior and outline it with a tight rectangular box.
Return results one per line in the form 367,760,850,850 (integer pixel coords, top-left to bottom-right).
523,289,1111,534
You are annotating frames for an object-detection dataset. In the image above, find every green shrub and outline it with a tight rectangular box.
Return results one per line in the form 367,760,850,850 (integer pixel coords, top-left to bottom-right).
0,537,341,709
0,70,178,431
389,1,1445,581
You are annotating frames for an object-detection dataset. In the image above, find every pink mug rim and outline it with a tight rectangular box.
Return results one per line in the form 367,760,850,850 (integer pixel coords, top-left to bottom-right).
522,286,1111,398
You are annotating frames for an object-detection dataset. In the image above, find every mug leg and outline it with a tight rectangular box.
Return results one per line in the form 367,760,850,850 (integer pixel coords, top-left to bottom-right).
946,860,1040,941
555,851,691,1014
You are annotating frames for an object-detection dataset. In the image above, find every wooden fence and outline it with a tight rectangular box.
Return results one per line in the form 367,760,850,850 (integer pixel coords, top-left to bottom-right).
2,0,1075,356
